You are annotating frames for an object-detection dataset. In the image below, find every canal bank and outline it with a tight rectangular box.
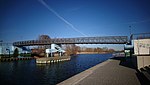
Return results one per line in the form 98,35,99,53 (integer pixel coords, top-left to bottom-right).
58,57,145,85
36,56,71,64
0,57,34,62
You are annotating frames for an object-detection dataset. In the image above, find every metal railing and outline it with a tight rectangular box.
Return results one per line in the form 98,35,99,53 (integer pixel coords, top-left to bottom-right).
130,33,150,40
13,36,128,46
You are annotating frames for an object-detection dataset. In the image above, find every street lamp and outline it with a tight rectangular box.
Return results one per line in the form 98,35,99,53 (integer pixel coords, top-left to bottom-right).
0,40,2,57
129,26,132,35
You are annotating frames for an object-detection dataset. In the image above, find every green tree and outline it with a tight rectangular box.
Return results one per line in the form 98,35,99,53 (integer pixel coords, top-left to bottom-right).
13,48,19,57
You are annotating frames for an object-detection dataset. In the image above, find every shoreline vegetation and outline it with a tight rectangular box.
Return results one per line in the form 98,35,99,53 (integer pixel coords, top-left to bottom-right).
28,44,118,57
0,41,122,58
64,44,122,56
0,35,122,58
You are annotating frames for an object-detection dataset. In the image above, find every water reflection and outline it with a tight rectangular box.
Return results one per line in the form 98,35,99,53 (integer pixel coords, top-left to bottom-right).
0,54,112,85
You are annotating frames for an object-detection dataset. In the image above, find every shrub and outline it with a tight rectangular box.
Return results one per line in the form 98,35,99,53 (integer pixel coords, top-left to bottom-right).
13,48,19,57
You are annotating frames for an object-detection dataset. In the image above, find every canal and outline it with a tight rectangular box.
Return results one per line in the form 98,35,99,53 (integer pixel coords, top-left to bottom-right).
0,53,112,85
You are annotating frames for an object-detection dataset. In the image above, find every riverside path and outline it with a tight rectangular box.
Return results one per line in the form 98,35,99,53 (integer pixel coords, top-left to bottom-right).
58,57,145,85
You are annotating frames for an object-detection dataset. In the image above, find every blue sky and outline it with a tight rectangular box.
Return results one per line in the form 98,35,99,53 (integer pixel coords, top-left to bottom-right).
0,0,150,50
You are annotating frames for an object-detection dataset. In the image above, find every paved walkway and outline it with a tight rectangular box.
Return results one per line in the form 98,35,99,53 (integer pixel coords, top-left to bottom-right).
58,58,142,85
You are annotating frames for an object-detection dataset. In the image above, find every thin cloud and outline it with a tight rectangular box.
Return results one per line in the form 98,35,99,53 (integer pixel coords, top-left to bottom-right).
38,0,87,36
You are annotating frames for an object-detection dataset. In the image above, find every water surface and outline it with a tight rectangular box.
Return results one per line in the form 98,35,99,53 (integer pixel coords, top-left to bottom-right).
0,53,112,85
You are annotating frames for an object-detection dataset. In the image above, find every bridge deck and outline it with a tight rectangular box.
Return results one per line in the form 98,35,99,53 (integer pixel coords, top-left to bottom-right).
13,36,128,46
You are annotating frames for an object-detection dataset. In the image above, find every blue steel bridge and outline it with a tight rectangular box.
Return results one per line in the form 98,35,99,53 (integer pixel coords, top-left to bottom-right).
13,36,128,47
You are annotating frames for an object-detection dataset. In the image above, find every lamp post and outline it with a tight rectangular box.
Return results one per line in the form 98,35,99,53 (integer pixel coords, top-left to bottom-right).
6,48,10,57
0,40,2,57
149,47,150,55
0,40,2,48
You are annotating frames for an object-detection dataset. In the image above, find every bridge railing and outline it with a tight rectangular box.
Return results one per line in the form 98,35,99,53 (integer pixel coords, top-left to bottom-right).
13,40,52,46
13,36,128,46
130,33,150,40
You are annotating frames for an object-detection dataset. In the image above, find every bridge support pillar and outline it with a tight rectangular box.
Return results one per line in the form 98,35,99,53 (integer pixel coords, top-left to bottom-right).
46,53,49,57
59,52,61,57
51,51,53,57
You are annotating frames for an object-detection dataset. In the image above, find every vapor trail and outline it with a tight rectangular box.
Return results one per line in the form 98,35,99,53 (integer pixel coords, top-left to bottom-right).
38,0,87,36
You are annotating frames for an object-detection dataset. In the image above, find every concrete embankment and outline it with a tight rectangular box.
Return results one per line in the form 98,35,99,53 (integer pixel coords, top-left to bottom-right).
36,56,71,64
57,57,141,85
0,57,34,62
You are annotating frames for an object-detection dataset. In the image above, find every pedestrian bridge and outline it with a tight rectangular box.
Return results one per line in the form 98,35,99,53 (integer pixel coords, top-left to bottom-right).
13,36,128,47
